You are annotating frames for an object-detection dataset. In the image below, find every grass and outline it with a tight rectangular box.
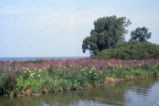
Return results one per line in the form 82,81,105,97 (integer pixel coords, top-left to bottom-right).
0,59,159,97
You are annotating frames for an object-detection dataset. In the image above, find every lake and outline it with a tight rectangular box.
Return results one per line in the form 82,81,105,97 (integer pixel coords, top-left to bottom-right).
0,78,159,106
0,57,88,61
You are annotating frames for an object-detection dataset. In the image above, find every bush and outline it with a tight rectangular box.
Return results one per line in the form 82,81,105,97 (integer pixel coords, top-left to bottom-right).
0,73,5,94
94,41,159,60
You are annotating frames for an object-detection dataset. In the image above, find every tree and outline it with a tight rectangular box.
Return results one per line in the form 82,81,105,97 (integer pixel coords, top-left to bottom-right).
130,27,151,42
82,15,131,56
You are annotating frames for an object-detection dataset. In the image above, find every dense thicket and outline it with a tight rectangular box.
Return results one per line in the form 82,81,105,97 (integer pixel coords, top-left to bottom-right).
94,42,159,60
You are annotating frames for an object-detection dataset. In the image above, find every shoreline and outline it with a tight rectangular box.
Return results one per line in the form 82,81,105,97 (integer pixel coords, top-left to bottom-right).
9,74,159,97
0,59,159,97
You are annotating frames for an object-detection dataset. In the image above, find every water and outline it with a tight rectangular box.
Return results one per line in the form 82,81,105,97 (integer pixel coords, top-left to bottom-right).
0,57,88,61
0,78,159,106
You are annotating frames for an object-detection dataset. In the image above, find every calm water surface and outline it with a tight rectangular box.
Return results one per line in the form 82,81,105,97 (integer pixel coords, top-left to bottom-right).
0,57,88,61
0,78,159,106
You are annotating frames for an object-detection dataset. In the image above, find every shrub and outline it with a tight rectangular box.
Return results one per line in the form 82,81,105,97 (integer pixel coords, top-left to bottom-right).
0,73,5,94
94,41,159,60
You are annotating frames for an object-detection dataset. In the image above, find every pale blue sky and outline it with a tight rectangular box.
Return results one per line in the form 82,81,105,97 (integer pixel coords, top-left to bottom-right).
0,0,159,57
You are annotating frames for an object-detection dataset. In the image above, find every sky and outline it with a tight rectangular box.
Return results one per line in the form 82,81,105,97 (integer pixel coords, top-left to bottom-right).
0,0,159,57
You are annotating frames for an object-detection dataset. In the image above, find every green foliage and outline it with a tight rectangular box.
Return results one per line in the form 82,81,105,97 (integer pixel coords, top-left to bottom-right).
3,73,16,94
16,76,25,92
13,68,108,93
1,64,159,96
82,15,131,55
52,79,72,91
81,68,105,84
0,73,5,94
27,78,42,92
130,27,151,42
94,41,159,60
105,67,159,79
16,76,43,93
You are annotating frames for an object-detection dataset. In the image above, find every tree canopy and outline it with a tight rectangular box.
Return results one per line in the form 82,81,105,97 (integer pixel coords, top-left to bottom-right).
130,27,151,42
82,15,131,56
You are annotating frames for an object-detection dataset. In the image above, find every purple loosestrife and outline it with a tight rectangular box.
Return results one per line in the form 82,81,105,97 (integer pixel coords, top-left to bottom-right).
0,59,159,74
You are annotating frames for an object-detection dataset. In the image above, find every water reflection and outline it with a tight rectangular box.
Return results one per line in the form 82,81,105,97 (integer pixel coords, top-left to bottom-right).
0,78,159,106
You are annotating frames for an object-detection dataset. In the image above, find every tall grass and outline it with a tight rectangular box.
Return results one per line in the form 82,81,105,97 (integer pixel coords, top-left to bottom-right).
0,59,159,96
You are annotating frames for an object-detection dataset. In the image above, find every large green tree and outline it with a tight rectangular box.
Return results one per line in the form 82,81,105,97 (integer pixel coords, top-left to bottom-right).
82,15,131,55
130,27,151,42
